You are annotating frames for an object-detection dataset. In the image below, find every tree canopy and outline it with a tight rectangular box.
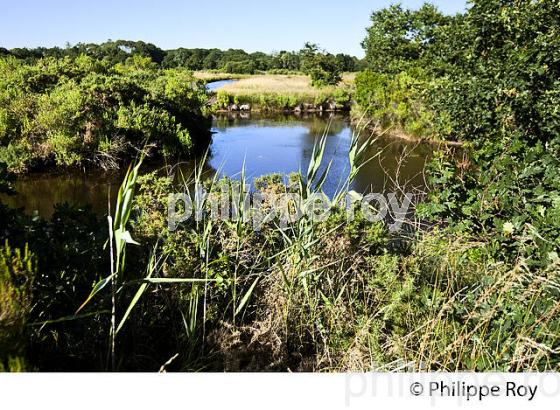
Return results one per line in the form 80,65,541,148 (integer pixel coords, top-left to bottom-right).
2,41,363,75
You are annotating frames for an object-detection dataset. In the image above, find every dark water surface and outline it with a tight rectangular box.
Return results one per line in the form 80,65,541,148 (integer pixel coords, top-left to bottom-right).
1,113,432,217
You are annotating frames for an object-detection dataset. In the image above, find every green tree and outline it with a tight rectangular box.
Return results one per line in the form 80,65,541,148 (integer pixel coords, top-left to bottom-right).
300,43,342,87
202,49,223,70
362,3,450,73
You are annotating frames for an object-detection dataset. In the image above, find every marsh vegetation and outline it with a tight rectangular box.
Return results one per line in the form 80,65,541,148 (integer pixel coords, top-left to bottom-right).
1,0,560,373
212,74,354,112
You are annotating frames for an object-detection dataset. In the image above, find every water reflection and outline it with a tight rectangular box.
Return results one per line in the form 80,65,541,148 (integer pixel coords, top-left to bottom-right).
209,112,431,196
1,113,433,217
205,79,237,92
1,170,122,217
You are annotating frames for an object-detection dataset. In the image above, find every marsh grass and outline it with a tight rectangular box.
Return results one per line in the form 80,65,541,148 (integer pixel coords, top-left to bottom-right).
213,74,354,111
219,75,346,95
193,71,250,82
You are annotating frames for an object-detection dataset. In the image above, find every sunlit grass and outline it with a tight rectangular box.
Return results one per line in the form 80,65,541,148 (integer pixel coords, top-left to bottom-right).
219,74,354,97
210,74,355,111
193,71,249,82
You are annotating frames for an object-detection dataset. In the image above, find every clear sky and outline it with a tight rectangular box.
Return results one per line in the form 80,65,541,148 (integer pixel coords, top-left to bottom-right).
1,0,467,57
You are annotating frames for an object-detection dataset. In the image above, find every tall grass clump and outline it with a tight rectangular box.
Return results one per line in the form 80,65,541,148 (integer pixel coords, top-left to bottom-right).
75,155,215,370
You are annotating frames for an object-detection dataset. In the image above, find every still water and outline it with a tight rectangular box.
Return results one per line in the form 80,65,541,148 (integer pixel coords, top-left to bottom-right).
205,79,236,92
1,113,432,217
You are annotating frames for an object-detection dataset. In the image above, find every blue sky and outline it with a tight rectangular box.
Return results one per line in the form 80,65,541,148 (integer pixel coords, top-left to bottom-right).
1,1,467,57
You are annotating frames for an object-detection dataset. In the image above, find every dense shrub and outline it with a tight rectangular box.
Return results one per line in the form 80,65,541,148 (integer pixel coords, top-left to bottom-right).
357,0,560,272
354,69,436,137
414,0,560,270
0,55,211,172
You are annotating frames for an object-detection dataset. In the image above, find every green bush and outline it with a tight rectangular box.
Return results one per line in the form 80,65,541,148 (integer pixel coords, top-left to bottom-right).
300,44,342,87
0,55,210,173
414,1,560,272
354,69,436,137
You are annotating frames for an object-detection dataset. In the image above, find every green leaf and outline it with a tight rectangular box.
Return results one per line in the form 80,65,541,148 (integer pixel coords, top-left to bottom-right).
76,274,114,313
235,277,260,317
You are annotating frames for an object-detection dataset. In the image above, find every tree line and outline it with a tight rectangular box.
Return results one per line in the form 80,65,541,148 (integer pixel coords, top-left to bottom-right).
0,40,364,74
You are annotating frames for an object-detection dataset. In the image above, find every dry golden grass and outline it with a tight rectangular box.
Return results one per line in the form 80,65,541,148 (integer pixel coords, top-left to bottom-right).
193,71,249,81
219,74,353,97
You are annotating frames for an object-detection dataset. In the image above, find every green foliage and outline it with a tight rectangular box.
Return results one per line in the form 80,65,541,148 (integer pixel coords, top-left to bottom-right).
331,0,560,370
300,43,342,87
0,242,35,371
223,60,256,74
358,1,560,276
8,40,166,65
362,3,451,74
356,3,454,138
354,69,436,136
2,41,362,75
428,0,560,143
0,55,210,172
0,203,113,371
415,0,560,271
214,91,351,112
161,45,361,74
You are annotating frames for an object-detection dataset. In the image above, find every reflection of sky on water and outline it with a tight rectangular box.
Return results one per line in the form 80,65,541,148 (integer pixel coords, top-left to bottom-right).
1,114,432,217
209,114,431,197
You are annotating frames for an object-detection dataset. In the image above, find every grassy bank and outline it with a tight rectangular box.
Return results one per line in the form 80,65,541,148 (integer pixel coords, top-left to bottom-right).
349,104,463,147
211,74,354,112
